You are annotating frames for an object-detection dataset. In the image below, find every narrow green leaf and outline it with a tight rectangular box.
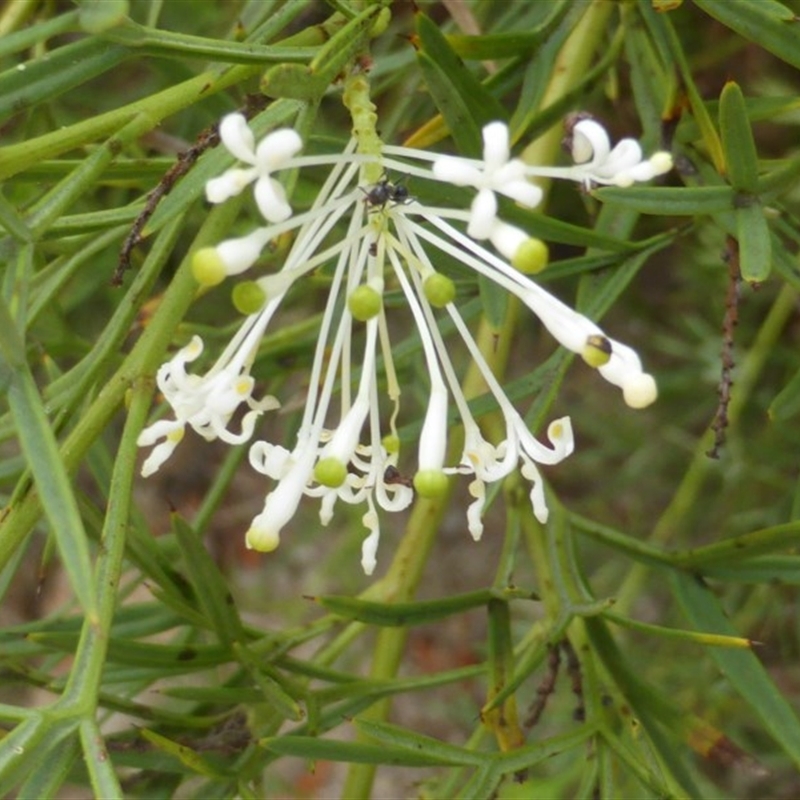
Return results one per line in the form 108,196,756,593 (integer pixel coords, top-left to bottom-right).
171,514,245,646
700,555,800,585
604,611,752,648
353,718,485,767
569,512,676,568
719,82,760,193
311,587,536,627
642,6,724,171
504,204,642,252
0,193,31,243
483,598,523,749
768,363,800,421
593,185,734,215
493,725,598,775
234,645,306,723
0,37,131,120
0,299,97,619
262,734,467,767
675,521,800,568
456,763,500,799
757,150,800,197
735,202,772,282
0,10,80,59
15,736,78,799
671,571,800,770
139,728,231,779
415,11,507,155
599,726,694,800
29,632,231,670
446,2,571,59
161,686,263,704
0,714,77,799
694,0,800,69
101,18,312,63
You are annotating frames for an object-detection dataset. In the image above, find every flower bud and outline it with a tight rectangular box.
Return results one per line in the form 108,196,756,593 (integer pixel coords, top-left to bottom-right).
348,285,382,321
314,457,348,488
413,469,449,498
511,238,548,275
232,281,267,315
423,273,456,307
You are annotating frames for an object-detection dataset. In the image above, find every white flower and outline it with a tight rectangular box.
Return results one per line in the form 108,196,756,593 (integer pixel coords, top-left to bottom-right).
137,308,280,476
525,116,673,190
432,121,543,239
140,111,667,573
205,113,302,222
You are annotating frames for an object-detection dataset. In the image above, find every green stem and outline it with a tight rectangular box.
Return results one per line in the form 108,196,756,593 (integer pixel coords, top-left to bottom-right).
59,378,152,710
0,63,262,181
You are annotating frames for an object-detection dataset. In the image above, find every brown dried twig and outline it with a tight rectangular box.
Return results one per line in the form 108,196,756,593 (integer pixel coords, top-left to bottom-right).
524,644,561,728
707,235,741,459
112,94,269,286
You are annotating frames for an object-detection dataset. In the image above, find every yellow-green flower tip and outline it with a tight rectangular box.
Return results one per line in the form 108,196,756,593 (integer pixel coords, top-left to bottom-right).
348,285,382,321
511,238,548,274
314,457,348,488
423,273,456,307
192,247,227,287
232,281,267,315
581,334,612,368
245,526,279,552
413,469,449,498
382,434,400,455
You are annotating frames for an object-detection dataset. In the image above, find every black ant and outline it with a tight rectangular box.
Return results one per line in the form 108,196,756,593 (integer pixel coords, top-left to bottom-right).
361,175,412,210
383,465,414,489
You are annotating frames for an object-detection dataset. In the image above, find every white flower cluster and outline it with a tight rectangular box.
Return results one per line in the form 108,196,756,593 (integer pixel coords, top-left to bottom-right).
138,112,671,574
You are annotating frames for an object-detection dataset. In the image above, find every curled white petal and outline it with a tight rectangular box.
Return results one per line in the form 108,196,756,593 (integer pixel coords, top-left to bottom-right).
466,479,486,541
361,500,381,575
249,441,292,479
520,457,549,523
571,118,611,165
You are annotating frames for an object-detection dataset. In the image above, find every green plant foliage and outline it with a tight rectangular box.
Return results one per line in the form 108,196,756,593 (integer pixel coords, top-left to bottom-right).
1,1,800,798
